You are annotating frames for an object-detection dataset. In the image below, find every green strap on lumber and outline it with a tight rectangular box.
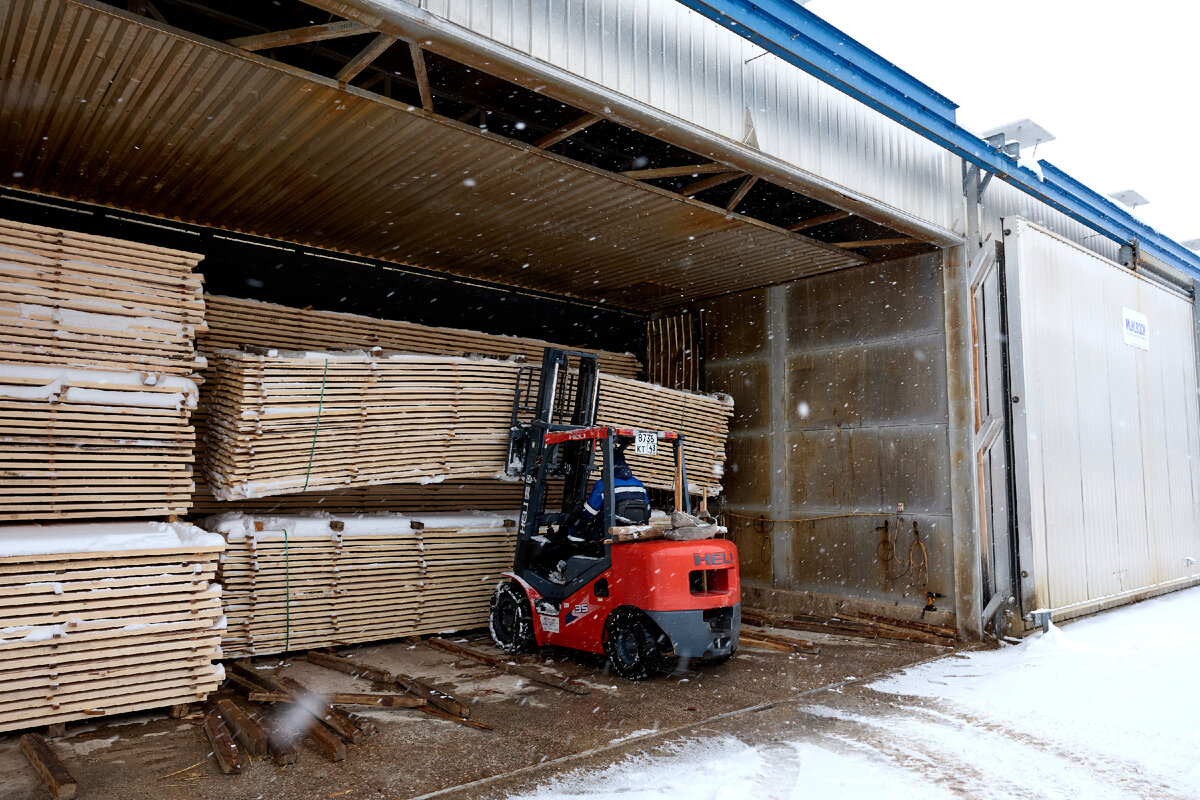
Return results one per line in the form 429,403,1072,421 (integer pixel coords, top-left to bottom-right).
283,527,290,652
301,358,329,493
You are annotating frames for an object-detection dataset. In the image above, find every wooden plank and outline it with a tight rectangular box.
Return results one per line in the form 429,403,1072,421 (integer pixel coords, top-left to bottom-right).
303,717,346,762
326,693,424,708
619,162,731,180
20,733,77,800
535,113,602,149
248,690,422,708
680,171,743,197
391,673,470,719
336,33,397,84
202,714,242,775
425,637,590,695
305,651,393,684
410,43,434,111
738,629,820,655
276,677,364,742
418,705,493,731
787,210,852,232
227,20,370,51
215,699,268,757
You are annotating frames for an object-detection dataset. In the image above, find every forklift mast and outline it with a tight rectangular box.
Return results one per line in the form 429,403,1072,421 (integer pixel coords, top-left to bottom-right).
506,348,602,566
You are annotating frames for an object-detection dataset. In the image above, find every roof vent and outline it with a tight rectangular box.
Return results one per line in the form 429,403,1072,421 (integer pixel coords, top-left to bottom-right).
1108,190,1149,210
980,118,1055,156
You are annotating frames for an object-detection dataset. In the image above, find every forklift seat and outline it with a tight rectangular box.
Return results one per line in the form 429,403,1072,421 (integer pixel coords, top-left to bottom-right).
563,554,604,584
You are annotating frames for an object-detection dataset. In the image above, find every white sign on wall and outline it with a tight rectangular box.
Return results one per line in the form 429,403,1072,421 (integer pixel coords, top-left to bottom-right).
1122,307,1150,350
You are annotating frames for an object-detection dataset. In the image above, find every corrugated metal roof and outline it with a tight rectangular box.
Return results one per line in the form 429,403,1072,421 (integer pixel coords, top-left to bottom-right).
0,0,862,309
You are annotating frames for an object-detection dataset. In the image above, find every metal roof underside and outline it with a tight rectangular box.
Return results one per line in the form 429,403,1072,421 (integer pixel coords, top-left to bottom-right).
0,0,863,310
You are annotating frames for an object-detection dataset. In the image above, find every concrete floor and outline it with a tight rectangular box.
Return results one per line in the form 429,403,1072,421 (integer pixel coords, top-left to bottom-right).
0,628,950,800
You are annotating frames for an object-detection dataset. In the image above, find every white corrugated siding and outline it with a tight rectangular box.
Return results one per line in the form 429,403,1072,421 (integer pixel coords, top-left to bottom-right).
1006,218,1200,617
412,0,960,236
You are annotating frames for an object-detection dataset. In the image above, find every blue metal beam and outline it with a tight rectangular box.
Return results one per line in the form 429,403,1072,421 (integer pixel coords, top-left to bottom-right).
677,0,1200,281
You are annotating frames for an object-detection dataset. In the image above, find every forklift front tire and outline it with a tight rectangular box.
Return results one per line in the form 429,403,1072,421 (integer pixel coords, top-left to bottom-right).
489,582,535,654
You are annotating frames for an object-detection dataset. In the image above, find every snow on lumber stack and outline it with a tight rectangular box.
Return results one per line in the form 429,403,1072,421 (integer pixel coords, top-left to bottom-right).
203,350,521,500
207,511,516,657
0,522,225,733
200,295,640,378
0,364,199,520
0,219,207,377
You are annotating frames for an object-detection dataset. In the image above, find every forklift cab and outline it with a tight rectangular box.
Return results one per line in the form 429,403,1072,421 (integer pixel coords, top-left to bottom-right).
515,425,686,602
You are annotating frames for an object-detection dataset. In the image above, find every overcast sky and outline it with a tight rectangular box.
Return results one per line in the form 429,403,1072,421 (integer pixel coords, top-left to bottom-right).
805,0,1199,245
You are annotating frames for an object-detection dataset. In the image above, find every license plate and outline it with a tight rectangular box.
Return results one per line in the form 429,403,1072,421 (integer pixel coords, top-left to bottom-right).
634,431,657,455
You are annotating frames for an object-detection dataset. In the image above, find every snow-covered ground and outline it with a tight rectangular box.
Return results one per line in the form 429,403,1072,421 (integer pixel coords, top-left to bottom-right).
507,587,1200,800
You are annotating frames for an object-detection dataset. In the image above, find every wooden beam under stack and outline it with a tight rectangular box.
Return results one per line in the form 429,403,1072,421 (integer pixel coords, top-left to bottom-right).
0,523,225,733
211,512,517,657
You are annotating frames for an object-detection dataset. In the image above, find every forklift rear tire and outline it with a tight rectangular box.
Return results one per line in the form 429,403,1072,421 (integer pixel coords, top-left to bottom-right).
489,582,535,654
603,607,664,681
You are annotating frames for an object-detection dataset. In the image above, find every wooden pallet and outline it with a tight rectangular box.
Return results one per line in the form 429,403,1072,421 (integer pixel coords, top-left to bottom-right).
210,512,518,657
0,523,225,733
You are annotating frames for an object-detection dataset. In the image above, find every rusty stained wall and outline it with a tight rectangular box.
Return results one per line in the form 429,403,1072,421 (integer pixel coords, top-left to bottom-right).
706,253,954,616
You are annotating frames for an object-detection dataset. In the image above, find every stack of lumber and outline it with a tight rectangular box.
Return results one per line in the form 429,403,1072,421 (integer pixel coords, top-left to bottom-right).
203,350,521,500
0,364,199,520
0,218,206,519
209,512,517,657
192,295,645,514
200,295,640,378
0,219,206,377
203,349,732,502
0,522,225,733
596,374,732,496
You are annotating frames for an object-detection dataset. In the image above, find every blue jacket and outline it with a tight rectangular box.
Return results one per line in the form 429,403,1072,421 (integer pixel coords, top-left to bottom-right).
577,461,647,538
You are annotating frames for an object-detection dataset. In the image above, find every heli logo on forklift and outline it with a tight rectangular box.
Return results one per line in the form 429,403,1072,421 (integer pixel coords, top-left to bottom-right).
694,552,734,567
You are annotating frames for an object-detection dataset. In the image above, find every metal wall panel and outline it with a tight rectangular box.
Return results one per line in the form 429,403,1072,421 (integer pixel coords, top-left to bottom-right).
406,0,960,236
1005,218,1200,619
983,181,1122,264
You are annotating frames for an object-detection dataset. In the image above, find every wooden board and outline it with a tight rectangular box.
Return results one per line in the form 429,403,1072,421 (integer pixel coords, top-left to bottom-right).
0,368,198,520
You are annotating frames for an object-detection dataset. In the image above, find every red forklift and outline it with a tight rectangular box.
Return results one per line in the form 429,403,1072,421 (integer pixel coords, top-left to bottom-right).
489,348,740,680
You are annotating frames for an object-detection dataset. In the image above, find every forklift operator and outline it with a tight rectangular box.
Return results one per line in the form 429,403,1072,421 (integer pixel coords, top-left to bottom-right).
572,443,650,540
